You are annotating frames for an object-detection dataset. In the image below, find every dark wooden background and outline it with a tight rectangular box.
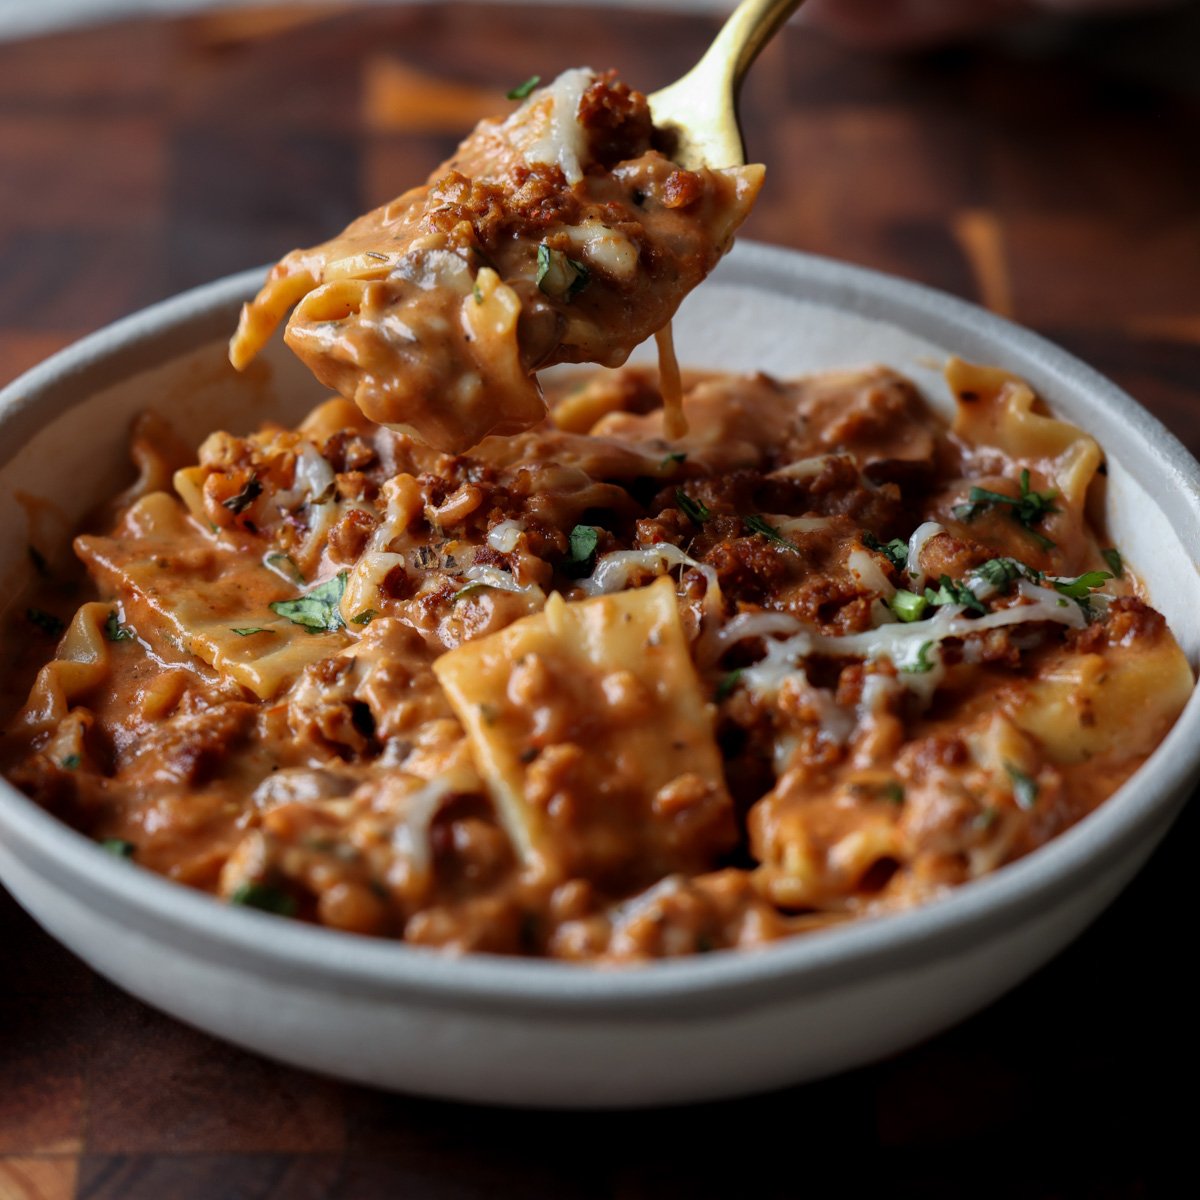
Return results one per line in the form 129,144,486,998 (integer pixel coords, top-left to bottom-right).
1,3,1197,1197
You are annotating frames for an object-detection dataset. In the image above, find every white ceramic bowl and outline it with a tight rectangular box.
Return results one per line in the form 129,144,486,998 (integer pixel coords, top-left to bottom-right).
2,243,1199,1108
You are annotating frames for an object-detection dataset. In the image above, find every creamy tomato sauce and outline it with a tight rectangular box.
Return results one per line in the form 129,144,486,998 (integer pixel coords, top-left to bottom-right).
3,361,1191,960
229,69,762,451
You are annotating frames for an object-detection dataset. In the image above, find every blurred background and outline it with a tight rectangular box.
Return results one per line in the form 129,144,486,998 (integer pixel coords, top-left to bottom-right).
1,2,1197,1198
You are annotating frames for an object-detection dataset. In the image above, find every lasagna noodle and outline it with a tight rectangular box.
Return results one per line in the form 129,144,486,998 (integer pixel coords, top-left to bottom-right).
433,577,736,885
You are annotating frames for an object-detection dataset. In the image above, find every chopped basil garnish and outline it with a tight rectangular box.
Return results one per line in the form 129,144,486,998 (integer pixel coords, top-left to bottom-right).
351,609,378,626
231,627,271,637
61,754,81,770
1101,548,1124,578
862,532,907,570
222,473,262,515
675,488,710,525
903,641,936,674
230,882,297,916
883,781,905,805
889,590,928,623
952,469,1060,549
26,608,64,637
1005,762,1039,810
715,668,743,701
472,282,484,304
660,451,687,468
101,838,135,858
973,557,1042,589
507,74,541,100
535,243,589,300
105,611,134,642
269,572,348,632
564,524,601,568
1050,570,1112,599
744,515,799,552
924,575,986,616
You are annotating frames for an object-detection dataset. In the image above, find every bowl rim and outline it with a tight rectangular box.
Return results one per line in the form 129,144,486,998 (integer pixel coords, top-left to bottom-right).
2,240,1199,1018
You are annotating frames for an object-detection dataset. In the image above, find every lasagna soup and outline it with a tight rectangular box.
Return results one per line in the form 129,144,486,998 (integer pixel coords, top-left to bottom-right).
2,358,1191,960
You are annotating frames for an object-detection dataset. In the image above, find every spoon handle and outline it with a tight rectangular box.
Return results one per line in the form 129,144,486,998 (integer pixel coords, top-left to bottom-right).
709,0,806,96
648,0,806,170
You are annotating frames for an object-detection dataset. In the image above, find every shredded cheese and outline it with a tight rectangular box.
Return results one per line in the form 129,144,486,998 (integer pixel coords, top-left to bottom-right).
486,520,524,554
733,580,1086,702
517,67,594,186
905,521,944,589
654,323,686,441
579,543,719,599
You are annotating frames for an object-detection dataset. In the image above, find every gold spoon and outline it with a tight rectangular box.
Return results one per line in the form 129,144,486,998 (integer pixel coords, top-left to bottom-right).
649,0,806,171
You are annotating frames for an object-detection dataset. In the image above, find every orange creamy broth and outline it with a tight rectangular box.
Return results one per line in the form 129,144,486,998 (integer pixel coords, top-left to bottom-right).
1,360,1191,960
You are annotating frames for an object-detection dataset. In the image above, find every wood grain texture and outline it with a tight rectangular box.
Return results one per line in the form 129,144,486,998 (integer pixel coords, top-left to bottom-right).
0,3,1197,1197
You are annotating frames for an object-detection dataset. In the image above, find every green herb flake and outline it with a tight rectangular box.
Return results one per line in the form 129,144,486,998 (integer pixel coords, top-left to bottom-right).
231,627,272,637
1051,570,1112,600
535,243,589,301
310,481,337,507
506,74,541,100
973,557,1042,590
105,611,134,642
1005,762,1039,811
744,514,799,552
903,641,936,674
230,882,297,917
351,609,378,626
265,552,304,584
675,488,711,525
660,451,687,468
975,807,1001,832
952,469,1060,549
61,754,81,771
888,589,928,623
26,608,64,637
862,532,908,571
564,524,601,567
883,781,906,806
923,575,986,616
100,837,135,858
269,571,348,633
473,282,484,304
715,668,743,702
452,581,492,602
222,473,262,515
1101,547,1124,578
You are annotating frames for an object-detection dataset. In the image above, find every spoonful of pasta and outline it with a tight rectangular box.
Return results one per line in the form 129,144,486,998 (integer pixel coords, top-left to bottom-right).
229,0,805,452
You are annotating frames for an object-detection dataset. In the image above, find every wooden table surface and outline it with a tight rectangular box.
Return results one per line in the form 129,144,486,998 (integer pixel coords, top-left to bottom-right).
1,4,1197,1197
